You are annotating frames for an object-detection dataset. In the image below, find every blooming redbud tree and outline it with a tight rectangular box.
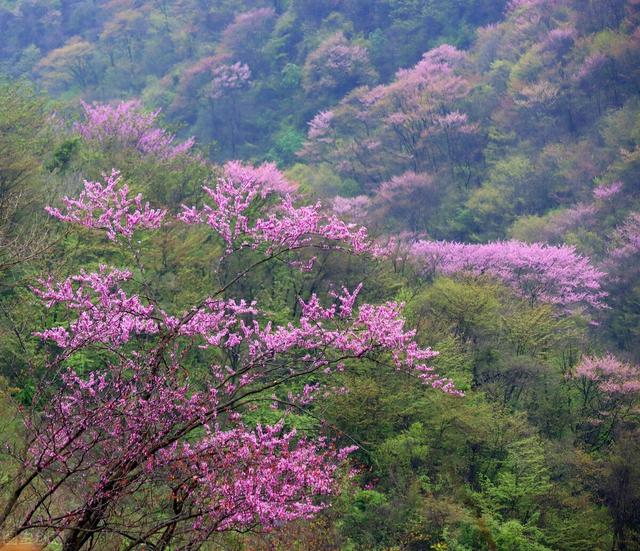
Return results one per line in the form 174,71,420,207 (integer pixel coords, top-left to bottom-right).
76,100,195,160
301,44,477,185
0,163,458,550
571,354,640,446
410,239,606,310
210,62,251,100
302,33,376,97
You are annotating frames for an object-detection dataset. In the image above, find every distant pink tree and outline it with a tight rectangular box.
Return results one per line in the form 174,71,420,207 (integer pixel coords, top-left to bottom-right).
574,53,609,83
554,204,598,236
611,212,640,260
76,100,195,159
208,62,252,155
603,211,640,292
593,181,623,200
376,172,434,204
222,160,298,196
576,355,640,398
541,27,576,56
171,55,217,114
0,165,458,549
210,62,251,99
302,44,477,183
572,354,640,445
410,239,607,309
331,195,372,221
394,44,468,95
220,8,277,68
302,33,377,96
307,110,335,142
370,171,439,231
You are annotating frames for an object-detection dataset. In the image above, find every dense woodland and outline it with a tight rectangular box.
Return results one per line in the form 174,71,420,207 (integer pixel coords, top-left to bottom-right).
1,0,640,549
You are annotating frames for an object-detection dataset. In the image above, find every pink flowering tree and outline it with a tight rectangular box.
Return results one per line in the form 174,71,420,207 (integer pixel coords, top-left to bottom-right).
44,169,166,241
219,8,277,72
210,62,251,100
302,33,377,98
601,212,640,352
76,100,195,160
208,62,252,156
602,212,640,290
371,171,439,232
0,163,458,549
593,181,624,201
410,239,607,310
571,354,640,446
610,212,640,263
302,44,478,186
331,195,372,222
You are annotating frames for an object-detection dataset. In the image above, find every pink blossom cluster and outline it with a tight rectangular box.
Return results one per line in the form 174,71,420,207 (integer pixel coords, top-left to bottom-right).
433,111,478,133
158,424,350,532
307,110,335,141
210,62,251,99
332,195,372,220
76,100,196,159
32,266,158,349
223,160,298,195
410,239,607,308
593,181,623,200
376,171,434,204
542,27,576,54
28,359,348,536
610,212,640,259
574,53,609,82
45,169,166,241
394,44,468,99
220,7,276,61
322,41,370,73
34,270,455,396
534,204,597,243
575,354,640,396
180,162,370,255
303,33,375,94
302,41,475,178
562,203,598,226
228,7,275,28
221,7,276,47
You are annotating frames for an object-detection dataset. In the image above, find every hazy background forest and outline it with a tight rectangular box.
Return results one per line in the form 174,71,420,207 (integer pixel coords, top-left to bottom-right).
1,0,640,549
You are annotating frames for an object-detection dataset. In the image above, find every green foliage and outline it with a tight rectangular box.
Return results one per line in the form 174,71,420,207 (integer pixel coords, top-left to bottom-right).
46,137,81,173
480,437,552,523
286,163,360,197
408,278,502,340
269,122,305,164
491,520,551,551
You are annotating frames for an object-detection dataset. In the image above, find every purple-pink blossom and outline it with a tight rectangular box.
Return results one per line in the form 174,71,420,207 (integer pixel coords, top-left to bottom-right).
76,100,196,159
593,181,623,200
410,239,607,308
576,354,640,396
45,169,166,241
210,62,251,99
